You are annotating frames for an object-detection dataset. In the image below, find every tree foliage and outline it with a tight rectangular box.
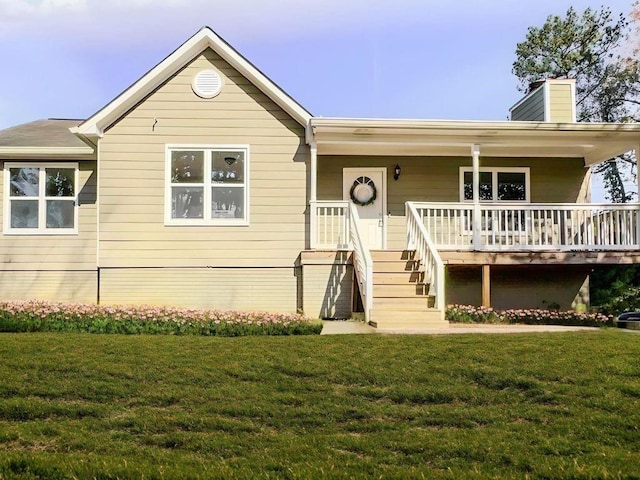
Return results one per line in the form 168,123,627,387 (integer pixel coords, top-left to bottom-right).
513,6,640,203
514,7,640,312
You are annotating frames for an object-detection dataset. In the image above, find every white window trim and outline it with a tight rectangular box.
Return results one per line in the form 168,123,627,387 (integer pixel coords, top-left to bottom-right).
459,167,531,203
3,162,79,235
165,144,250,226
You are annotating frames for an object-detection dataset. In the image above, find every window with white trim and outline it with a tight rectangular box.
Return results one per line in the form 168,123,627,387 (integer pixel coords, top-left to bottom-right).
459,167,530,203
166,146,249,225
3,163,78,234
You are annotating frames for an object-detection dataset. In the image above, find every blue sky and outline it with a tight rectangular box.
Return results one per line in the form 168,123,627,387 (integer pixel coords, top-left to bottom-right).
0,0,635,129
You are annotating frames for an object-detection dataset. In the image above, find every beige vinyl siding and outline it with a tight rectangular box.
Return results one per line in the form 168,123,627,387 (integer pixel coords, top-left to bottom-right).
511,87,545,121
318,156,587,249
99,48,309,270
548,83,574,122
0,270,96,303
0,161,97,270
99,267,298,312
301,251,353,319
446,265,590,310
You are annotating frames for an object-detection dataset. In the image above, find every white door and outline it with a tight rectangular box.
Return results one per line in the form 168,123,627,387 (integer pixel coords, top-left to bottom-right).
343,168,386,250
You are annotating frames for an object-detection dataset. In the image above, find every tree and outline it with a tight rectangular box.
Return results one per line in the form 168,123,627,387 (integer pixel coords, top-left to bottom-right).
512,6,640,203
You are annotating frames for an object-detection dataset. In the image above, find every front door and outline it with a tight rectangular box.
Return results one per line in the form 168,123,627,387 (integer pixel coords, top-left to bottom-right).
343,168,386,250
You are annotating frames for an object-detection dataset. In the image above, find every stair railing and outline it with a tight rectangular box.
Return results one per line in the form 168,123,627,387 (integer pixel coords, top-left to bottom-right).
348,203,374,322
406,202,445,316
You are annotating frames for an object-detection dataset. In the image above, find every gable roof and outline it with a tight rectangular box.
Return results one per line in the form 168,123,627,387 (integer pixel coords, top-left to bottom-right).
73,27,312,137
0,119,94,159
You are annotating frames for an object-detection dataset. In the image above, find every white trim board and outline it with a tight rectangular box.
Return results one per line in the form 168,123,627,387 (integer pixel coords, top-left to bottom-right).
73,27,312,138
459,166,531,203
3,162,80,235
164,144,250,227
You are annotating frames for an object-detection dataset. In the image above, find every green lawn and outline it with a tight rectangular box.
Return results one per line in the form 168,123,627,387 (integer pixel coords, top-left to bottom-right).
0,330,639,479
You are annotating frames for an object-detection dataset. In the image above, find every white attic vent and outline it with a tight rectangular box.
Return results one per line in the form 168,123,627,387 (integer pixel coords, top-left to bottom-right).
192,69,223,99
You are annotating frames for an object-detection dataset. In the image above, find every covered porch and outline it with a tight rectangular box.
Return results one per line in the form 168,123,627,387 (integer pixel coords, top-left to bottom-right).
305,118,640,325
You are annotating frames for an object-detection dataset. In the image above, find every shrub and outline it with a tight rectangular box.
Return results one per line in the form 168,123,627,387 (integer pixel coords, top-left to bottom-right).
446,304,614,327
0,301,322,336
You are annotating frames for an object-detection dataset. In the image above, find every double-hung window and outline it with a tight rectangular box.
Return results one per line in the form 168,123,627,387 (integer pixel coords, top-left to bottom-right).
166,146,249,225
460,167,530,203
3,163,78,234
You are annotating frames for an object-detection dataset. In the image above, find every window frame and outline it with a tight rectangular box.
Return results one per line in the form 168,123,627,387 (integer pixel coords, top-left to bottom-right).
165,144,250,226
3,162,79,235
459,167,530,203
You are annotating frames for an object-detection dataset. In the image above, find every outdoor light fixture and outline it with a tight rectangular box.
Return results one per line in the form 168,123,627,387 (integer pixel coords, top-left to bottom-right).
394,164,401,181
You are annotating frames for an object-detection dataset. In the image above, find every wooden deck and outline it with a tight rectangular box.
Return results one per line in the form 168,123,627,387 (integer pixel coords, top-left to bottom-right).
440,250,640,265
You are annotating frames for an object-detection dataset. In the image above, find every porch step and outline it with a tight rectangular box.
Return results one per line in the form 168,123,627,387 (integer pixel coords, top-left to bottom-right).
370,249,416,261
373,296,435,309
371,250,418,271
367,249,448,329
373,261,419,273
373,271,423,284
373,284,428,297
369,308,448,329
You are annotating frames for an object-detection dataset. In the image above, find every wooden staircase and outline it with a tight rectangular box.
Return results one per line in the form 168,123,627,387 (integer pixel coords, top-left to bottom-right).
368,250,448,329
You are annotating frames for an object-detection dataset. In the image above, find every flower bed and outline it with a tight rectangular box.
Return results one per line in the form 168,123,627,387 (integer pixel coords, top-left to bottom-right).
446,304,614,327
0,301,322,336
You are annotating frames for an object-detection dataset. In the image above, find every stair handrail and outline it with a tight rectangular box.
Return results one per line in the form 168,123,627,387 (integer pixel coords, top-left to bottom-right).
348,203,374,322
406,202,445,315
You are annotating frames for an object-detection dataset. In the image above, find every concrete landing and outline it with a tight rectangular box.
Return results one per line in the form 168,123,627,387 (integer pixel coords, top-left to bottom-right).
320,320,597,335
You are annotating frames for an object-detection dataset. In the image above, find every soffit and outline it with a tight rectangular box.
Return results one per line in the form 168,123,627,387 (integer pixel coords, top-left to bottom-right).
310,118,640,165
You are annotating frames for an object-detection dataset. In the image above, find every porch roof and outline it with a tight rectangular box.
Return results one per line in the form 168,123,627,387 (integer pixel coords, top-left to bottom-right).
308,118,640,165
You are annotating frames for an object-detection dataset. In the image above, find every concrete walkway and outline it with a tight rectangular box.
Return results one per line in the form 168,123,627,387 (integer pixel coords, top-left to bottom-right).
320,320,597,335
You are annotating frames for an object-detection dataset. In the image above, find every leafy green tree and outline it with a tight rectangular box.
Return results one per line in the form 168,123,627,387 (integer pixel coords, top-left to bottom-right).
590,264,640,314
514,7,640,313
512,6,640,203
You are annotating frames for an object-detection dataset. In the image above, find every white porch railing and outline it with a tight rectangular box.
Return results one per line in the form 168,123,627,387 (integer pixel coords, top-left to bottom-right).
309,201,373,321
310,201,350,249
412,202,640,251
406,203,445,314
348,203,374,321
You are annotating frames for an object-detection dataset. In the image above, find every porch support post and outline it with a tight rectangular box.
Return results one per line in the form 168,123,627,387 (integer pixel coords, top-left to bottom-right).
472,144,482,250
482,264,491,307
310,141,317,202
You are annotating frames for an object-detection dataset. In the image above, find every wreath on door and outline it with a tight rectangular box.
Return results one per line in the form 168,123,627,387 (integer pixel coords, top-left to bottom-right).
349,176,377,206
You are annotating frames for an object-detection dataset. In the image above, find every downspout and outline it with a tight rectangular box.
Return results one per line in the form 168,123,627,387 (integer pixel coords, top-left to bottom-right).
310,141,317,203
306,121,318,249
70,127,102,304
305,120,317,203
472,144,481,250
96,136,101,304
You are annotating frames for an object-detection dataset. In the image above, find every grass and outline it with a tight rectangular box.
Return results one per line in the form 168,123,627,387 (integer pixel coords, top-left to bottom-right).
0,330,639,479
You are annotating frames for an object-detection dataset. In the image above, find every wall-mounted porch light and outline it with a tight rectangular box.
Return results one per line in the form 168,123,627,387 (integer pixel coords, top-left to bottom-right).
394,164,401,181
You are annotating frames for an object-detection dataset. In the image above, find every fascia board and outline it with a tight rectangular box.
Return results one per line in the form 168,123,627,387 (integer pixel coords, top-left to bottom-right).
75,32,210,136
0,146,95,159
309,117,640,133
509,84,545,113
210,34,311,126
76,28,311,136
